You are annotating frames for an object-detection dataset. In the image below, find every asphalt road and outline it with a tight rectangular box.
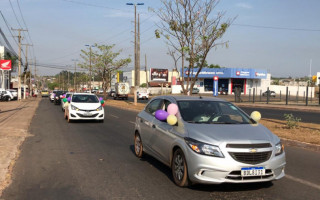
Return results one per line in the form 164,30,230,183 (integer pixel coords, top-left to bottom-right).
105,96,320,124
2,99,320,200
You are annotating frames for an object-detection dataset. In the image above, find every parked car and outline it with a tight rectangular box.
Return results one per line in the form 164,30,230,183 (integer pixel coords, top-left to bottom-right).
61,92,73,111
137,90,149,100
0,89,14,101
134,96,285,186
6,89,17,99
181,87,200,94
64,93,104,123
263,91,276,97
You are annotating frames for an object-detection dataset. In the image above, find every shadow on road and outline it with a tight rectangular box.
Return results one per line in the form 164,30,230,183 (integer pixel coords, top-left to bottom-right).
129,145,274,192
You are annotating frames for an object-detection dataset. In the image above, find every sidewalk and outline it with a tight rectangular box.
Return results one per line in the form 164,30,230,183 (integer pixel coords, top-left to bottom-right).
0,97,41,196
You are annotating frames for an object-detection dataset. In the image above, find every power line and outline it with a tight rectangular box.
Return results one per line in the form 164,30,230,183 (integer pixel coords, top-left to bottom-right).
61,0,129,12
16,0,35,60
233,23,320,32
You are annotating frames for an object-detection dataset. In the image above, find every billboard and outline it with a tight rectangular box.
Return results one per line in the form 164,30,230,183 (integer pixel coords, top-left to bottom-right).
150,68,168,81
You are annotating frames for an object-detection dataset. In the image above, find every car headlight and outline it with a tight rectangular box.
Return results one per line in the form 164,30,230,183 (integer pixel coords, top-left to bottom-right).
185,138,224,157
275,142,284,156
96,105,103,111
71,104,79,111
55,96,59,99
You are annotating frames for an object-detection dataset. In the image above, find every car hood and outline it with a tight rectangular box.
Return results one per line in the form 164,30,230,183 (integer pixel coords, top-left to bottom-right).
71,102,101,110
184,123,278,145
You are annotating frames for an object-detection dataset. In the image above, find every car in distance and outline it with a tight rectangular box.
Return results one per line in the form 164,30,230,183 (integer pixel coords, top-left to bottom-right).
137,89,149,100
134,96,286,186
64,93,104,123
41,90,49,97
49,90,58,102
262,91,276,97
53,91,64,105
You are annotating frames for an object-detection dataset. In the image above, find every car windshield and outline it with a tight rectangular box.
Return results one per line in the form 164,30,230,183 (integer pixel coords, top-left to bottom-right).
72,95,99,103
177,100,254,124
66,93,72,98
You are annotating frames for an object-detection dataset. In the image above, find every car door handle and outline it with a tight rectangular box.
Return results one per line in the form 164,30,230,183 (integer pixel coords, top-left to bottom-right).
152,124,156,129
140,119,144,123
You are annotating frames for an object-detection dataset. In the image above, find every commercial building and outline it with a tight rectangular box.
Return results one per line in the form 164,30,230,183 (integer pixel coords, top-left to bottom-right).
182,68,270,95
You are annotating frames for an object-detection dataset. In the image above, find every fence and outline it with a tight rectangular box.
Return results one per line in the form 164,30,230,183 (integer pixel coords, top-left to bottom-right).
232,86,320,106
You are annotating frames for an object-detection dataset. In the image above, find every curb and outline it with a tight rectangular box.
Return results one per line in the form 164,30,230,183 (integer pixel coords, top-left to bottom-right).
281,138,320,152
234,103,320,113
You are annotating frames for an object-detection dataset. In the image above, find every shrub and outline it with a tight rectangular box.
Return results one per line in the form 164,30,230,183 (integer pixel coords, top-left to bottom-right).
284,114,301,129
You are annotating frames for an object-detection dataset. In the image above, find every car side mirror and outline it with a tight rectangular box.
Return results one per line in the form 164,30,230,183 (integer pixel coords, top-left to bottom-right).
250,111,261,123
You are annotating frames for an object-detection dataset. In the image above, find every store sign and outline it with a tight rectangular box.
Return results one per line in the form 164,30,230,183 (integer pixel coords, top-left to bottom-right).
0,60,12,70
236,71,250,77
255,72,266,77
150,68,168,81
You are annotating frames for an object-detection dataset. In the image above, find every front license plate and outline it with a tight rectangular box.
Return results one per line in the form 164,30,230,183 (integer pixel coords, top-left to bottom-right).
241,167,265,177
83,112,92,116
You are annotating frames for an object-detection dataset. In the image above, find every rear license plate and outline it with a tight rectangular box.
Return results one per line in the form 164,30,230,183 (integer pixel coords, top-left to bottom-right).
241,167,265,177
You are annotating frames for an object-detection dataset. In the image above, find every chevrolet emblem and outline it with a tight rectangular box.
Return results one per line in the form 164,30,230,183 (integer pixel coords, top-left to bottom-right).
249,148,257,153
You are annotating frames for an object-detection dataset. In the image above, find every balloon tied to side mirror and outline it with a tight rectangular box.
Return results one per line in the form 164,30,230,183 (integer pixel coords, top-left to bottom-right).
251,111,261,122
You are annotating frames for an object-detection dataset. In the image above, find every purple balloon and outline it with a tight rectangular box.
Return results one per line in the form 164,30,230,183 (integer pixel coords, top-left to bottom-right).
67,97,71,101
155,110,169,121
99,97,103,101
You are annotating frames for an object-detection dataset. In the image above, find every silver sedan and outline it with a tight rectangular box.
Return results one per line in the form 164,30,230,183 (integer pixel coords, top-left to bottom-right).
134,96,286,187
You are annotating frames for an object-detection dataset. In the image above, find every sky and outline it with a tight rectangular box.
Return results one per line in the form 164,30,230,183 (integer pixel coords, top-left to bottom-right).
0,0,319,78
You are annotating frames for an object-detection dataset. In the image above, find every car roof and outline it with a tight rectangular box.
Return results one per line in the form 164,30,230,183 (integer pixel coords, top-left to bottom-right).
152,95,228,102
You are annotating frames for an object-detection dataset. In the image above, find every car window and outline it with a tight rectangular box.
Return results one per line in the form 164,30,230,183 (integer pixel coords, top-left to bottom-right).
177,100,253,124
145,99,163,115
72,95,99,103
163,99,172,112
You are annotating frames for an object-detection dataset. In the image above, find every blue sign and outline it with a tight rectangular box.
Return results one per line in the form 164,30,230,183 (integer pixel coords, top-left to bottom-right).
213,80,218,96
184,68,268,79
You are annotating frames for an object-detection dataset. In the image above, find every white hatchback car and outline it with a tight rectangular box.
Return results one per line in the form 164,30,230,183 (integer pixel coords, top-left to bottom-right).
64,93,104,123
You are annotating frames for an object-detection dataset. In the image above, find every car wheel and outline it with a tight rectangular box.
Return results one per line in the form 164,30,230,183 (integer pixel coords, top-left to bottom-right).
172,148,190,187
134,133,143,158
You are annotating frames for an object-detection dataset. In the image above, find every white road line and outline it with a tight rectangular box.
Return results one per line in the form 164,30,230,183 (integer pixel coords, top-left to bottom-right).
110,114,119,118
129,121,136,125
286,174,320,191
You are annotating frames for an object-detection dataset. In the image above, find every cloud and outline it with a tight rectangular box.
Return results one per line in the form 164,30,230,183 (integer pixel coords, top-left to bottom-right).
235,3,253,9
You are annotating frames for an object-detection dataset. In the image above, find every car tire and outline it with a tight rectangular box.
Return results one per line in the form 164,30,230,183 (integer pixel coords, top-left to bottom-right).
134,133,144,158
172,148,190,187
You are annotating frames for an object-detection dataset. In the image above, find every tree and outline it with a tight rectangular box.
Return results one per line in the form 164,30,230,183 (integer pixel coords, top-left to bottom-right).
155,0,233,95
79,44,131,99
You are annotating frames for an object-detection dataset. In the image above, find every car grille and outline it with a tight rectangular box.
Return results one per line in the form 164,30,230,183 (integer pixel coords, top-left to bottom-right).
79,109,96,112
76,113,99,118
226,143,271,148
229,151,272,164
226,169,273,180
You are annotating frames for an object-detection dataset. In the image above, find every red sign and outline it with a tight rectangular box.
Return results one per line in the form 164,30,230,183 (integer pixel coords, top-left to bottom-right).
0,60,12,70
236,71,240,76
213,76,219,81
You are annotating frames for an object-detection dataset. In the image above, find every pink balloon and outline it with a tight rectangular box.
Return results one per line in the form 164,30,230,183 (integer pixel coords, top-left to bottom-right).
167,104,178,115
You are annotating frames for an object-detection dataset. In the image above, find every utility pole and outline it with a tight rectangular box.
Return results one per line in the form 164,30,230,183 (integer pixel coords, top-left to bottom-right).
22,44,32,99
12,28,27,101
145,54,148,88
72,59,78,92
34,58,37,93
126,2,144,105
68,70,70,91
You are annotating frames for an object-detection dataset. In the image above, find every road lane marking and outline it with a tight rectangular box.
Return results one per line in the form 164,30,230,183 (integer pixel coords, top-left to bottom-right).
286,174,320,191
110,114,119,118
129,121,135,125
